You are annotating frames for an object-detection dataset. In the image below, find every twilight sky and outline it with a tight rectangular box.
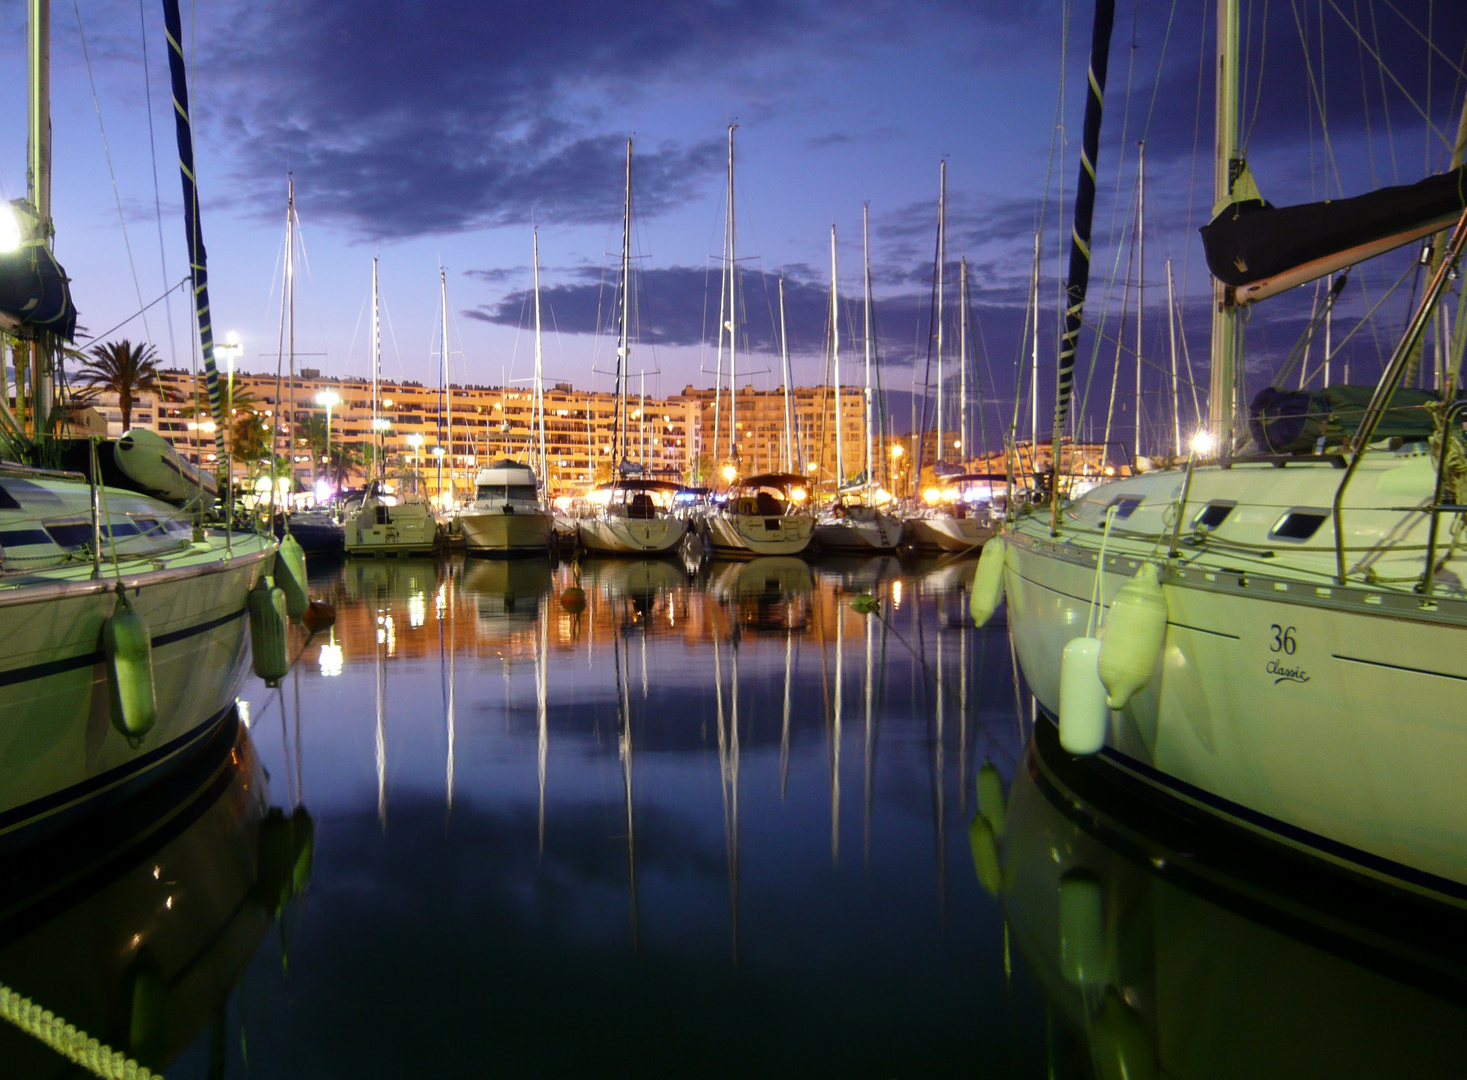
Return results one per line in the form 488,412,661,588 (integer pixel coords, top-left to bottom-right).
1,1,1463,449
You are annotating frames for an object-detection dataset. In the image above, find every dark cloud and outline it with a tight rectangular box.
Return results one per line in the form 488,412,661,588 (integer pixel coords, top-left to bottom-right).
192,0,1033,240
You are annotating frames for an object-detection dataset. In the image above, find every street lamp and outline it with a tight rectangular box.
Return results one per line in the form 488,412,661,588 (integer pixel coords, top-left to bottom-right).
314,389,342,493
407,432,424,487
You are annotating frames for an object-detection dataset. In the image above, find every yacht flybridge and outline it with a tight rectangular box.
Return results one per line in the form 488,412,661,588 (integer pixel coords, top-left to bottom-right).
983,0,1467,905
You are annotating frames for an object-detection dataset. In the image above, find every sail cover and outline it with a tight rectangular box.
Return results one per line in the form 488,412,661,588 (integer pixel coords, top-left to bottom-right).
0,242,76,340
1202,166,1467,303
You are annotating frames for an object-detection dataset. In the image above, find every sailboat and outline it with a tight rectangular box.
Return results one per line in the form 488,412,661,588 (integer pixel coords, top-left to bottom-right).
988,0,1467,905
578,139,689,556
269,177,343,556
904,163,998,554
460,235,554,557
0,0,278,848
344,259,440,557
699,126,815,558
815,210,903,553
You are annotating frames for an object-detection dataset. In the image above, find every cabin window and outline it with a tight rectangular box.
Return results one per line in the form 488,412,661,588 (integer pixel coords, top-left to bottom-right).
1193,501,1235,529
1269,510,1328,542
477,484,537,502
1107,495,1144,519
0,484,20,511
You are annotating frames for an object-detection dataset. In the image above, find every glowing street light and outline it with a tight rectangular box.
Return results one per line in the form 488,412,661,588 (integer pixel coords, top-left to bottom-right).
1189,430,1217,457
407,432,424,476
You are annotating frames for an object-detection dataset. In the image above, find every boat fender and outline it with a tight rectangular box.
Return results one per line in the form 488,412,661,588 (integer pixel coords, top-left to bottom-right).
1058,868,1108,986
303,599,336,635
975,759,1007,835
275,534,310,621
968,814,1002,896
1089,987,1158,1080
969,536,1007,626
560,586,587,614
249,575,291,687
1059,636,1108,755
103,585,158,747
1098,562,1168,709
849,593,879,615
126,953,167,1061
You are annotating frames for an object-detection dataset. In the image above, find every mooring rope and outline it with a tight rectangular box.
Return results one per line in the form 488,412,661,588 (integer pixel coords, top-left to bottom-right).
0,982,161,1080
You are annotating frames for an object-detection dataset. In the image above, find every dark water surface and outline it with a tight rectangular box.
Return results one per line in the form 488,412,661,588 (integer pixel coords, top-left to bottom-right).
3,552,1465,1077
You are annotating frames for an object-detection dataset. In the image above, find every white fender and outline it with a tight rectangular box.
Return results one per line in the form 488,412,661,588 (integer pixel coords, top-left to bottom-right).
969,536,1007,626
1058,869,1109,986
1059,636,1108,755
1098,562,1168,709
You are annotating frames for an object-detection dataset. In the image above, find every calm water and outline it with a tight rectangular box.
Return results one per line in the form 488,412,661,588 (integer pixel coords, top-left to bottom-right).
3,551,1465,1077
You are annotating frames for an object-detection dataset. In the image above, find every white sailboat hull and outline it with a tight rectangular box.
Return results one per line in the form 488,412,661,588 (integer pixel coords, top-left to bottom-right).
0,538,273,850
1003,458,1467,904
701,511,813,558
904,513,996,552
578,514,688,555
814,513,903,552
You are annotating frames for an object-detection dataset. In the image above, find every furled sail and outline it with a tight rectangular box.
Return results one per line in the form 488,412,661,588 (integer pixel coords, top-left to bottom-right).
0,209,76,340
1201,166,1467,304
160,0,227,461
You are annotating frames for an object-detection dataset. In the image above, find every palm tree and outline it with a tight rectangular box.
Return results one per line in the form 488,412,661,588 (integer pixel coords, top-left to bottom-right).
74,339,160,431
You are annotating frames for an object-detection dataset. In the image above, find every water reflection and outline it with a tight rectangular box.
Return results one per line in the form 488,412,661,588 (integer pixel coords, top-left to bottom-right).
992,741,1467,1078
10,549,1459,1075
0,722,309,1078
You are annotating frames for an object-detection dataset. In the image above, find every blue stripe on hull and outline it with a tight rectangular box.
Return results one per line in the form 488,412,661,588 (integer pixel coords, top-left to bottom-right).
0,703,238,852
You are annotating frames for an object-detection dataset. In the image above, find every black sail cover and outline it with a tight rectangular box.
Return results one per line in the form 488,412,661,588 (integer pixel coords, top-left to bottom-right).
1202,166,1467,288
0,242,77,341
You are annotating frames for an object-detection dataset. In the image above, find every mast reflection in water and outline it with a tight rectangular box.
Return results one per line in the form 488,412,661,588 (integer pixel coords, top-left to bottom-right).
6,552,1464,1075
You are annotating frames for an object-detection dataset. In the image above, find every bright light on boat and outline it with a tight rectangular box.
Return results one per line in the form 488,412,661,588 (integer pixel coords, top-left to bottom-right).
1190,430,1217,456
0,203,21,253
890,444,903,458
790,487,808,502
314,479,331,503
922,487,941,505
721,465,738,482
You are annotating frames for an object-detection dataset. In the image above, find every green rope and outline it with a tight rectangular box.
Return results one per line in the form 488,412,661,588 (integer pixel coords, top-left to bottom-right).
0,982,162,1080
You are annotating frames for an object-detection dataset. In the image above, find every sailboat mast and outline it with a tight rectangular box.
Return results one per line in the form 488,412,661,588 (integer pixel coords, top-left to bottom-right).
439,266,449,498
831,225,842,494
1166,258,1181,456
1136,139,1146,461
727,126,738,463
1030,236,1040,451
533,231,546,488
618,138,633,472
1209,0,1240,452
863,205,875,494
287,176,297,494
960,257,969,468
371,257,380,480
780,275,795,473
936,161,946,466
27,0,51,433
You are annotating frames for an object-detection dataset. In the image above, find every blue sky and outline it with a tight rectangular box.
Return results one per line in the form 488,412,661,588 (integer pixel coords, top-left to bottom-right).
1,1,1463,447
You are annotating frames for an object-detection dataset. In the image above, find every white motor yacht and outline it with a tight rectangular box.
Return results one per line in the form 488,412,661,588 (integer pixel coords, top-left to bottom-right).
460,460,553,557
343,480,440,557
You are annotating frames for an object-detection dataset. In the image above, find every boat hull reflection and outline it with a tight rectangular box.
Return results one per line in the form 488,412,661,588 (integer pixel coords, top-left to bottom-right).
991,724,1467,1080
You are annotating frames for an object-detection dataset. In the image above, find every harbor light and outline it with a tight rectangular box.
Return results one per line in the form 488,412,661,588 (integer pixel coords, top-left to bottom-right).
890,444,903,458
790,487,808,503
722,464,738,482
922,487,941,505
1190,430,1217,456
